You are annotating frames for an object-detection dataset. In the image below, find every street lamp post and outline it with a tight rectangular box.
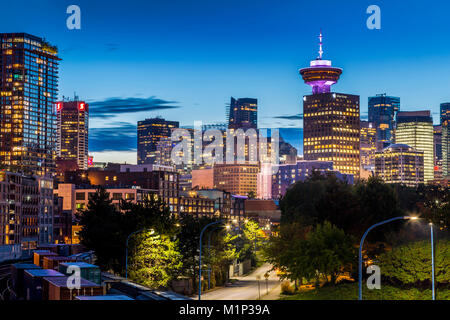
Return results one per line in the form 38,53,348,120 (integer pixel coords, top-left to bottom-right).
125,228,152,279
207,226,226,290
430,223,435,300
199,220,223,300
358,216,417,300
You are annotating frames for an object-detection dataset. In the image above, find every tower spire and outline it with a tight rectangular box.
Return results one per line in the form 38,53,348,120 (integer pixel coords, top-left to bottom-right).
318,30,323,60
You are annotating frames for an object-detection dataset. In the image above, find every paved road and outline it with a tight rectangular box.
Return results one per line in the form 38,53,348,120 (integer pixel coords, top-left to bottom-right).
199,263,280,300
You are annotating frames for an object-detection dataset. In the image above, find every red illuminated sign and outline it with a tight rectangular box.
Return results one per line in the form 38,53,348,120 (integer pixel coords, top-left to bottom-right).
78,102,86,111
56,102,62,112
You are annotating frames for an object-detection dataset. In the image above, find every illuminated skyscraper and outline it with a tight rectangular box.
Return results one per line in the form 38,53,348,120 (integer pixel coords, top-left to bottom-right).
300,32,360,178
360,120,377,172
137,117,179,164
0,33,59,176
368,94,400,150
441,103,450,177
395,111,434,182
228,97,257,129
56,100,89,170
434,125,442,180
375,144,424,187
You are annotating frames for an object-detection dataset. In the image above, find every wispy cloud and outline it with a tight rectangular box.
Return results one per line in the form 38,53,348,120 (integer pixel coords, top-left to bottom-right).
90,122,137,152
272,113,303,120
89,96,181,119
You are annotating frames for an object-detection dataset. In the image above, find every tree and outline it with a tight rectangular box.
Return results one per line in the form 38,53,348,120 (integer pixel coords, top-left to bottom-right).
78,187,124,273
128,231,183,288
378,239,450,286
280,173,360,235
264,221,356,288
176,214,221,290
306,221,356,285
263,222,314,289
240,219,264,264
120,196,177,236
354,176,402,239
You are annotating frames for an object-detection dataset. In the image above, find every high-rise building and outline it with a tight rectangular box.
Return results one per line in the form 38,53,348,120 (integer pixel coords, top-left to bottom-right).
56,100,89,170
0,33,59,176
137,117,179,164
300,32,360,178
228,97,257,129
0,171,52,260
395,111,434,182
434,125,443,180
368,94,400,150
441,103,450,177
375,144,424,187
360,121,377,172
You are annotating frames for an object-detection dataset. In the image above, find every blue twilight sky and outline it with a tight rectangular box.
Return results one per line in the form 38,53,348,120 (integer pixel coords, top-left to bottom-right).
1,0,450,163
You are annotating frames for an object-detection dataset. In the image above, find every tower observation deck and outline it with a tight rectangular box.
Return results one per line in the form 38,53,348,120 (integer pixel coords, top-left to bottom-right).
299,32,342,94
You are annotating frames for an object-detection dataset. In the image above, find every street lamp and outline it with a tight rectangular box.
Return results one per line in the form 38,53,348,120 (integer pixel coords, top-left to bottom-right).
358,216,418,300
198,220,223,300
430,222,435,300
206,225,230,290
125,228,154,279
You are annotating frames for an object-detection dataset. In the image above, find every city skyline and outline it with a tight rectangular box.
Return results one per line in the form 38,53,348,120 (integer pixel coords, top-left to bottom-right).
1,0,450,163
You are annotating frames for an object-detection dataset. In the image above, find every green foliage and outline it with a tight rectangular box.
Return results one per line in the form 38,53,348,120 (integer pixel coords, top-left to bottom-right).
280,282,450,300
306,222,356,284
280,173,360,236
378,240,450,285
280,174,449,242
129,231,183,288
78,187,178,276
78,187,124,273
264,221,355,286
120,196,178,236
176,214,222,289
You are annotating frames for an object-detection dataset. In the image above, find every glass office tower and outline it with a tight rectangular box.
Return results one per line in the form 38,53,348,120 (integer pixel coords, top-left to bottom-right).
228,97,258,129
137,117,179,164
0,33,59,176
368,94,400,150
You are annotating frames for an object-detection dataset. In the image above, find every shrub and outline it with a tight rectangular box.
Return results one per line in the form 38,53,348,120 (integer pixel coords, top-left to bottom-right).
378,239,450,286
281,281,295,295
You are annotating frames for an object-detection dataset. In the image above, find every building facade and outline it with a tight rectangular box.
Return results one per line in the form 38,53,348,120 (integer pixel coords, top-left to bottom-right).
368,94,400,150
0,33,59,176
360,120,377,172
395,111,434,182
302,93,360,178
434,125,443,180
375,144,424,186
137,117,179,164
0,171,53,260
213,163,259,196
56,100,89,170
441,103,450,177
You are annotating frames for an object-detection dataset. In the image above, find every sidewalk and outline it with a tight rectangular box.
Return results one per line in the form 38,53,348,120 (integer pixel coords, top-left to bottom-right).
261,281,281,300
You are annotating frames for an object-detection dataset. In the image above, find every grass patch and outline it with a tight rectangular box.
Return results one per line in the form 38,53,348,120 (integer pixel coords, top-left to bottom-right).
280,282,450,300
